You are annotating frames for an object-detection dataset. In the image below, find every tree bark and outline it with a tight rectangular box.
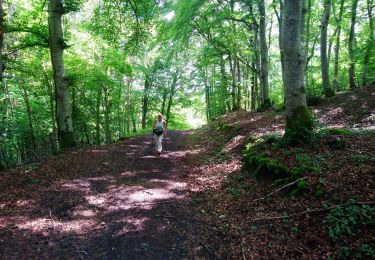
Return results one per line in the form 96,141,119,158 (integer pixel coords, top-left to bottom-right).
161,88,168,115
141,73,150,129
0,0,5,169
362,0,374,87
273,0,285,100
48,0,75,149
228,53,237,110
321,0,334,97
332,0,344,92
257,0,270,108
236,58,241,109
103,86,111,144
42,69,58,152
95,87,101,145
126,77,132,135
220,55,229,113
166,72,178,126
348,0,359,90
203,66,211,121
282,0,313,139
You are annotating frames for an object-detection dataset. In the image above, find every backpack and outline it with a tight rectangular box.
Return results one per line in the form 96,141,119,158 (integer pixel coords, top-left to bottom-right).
153,126,164,136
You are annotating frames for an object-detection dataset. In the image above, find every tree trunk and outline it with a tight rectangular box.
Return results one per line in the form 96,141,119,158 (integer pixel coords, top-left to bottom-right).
95,87,101,145
228,54,237,111
348,0,359,90
126,77,132,135
282,0,313,139
257,0,270,108
203,67,211,121
43,69,58,152
141,74,150,129
332,0,345,92
304,0,312,91
166,72,178,126
0,0,5,170
321,0,334,97
273,0,285,101
161,88,168,115
220,55,229,113
236,58,241,109
103,86,111,144
362,0,374,87
48,0,75,149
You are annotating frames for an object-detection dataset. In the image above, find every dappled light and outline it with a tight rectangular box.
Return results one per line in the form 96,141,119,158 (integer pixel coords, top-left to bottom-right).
1,0,375,257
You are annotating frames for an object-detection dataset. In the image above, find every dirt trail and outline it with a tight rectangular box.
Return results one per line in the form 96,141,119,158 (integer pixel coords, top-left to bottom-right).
0,131,202,259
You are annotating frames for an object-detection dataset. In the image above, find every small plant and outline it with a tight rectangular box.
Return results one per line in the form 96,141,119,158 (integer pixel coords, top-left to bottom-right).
324,203,375,241
227,183,247,199
355,243,375,258
350,154,373,166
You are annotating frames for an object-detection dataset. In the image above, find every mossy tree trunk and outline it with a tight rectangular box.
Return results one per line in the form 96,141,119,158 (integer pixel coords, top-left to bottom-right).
48,0,75,149
282,0,313,140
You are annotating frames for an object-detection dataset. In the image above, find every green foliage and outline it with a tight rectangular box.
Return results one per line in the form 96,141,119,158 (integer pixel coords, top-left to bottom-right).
324,203,375,241
227,183,248,200
327,136,347,149
326,128,353,136
350,154,374,166
63,0,83,13
355,243,375,258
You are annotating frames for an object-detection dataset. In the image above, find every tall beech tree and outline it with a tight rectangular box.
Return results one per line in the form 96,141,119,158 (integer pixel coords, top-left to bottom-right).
362,0,374,87
320,0,334,97
48,0,75,148
0,0,4,169
282,0,312,139
257,0,270,108
348,0,359,90
332,0,345,92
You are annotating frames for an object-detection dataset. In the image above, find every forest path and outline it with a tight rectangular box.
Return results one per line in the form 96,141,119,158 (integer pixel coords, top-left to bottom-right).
0,131,203,259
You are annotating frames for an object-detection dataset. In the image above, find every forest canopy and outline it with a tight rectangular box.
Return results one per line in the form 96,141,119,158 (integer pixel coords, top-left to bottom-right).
0,0,374,169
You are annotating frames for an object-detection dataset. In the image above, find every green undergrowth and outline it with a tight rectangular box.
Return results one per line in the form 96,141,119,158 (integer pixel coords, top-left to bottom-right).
324,202,375,258
243,140,319,197
241,127,361,197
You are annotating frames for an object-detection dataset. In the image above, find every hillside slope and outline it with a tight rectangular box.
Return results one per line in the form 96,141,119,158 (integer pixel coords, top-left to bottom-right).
178,85,375,258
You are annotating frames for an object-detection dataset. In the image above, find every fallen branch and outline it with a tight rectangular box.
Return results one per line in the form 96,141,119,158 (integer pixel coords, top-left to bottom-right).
252,201,375,222
254,177,308,202
76,250,88,255
204,244,213,255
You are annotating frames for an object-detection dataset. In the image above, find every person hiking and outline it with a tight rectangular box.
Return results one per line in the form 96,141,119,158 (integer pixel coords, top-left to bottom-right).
152,113,167,155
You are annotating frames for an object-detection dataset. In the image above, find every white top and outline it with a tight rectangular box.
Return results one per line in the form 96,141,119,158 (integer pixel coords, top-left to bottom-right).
156,120,164,128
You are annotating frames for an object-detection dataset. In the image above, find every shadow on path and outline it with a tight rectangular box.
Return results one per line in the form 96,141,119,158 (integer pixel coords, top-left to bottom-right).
0,131,203,259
